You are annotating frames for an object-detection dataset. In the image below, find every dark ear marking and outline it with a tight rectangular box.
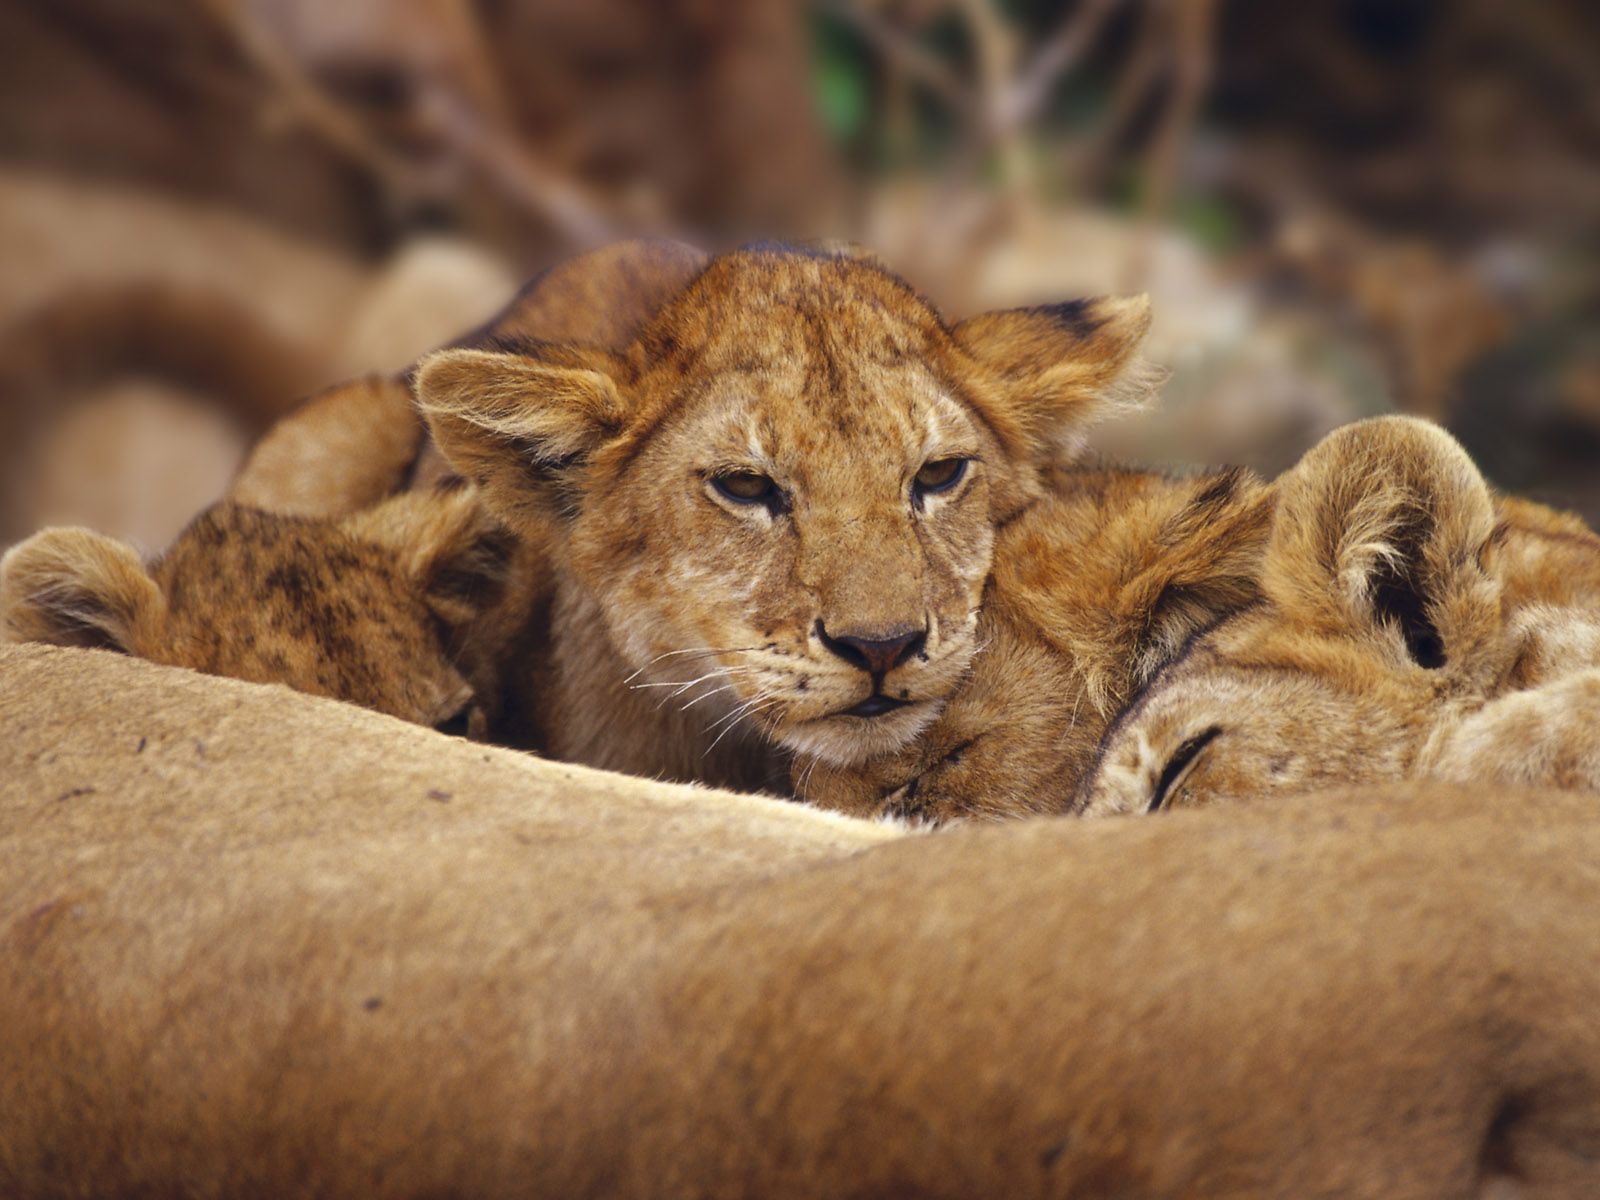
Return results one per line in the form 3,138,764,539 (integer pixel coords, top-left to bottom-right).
950,294,1156,473
1188,465,1245,512
422,524,517,612
1262,416,1499,669
1371,554,1448,669
1025,299,1106,341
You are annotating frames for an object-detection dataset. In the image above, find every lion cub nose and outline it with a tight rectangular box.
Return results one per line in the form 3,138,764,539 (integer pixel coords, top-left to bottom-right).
816,621,927,675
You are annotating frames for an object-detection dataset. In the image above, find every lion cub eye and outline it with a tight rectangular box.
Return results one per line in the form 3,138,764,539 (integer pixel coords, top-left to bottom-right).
913,458,968,498
710,471,788,515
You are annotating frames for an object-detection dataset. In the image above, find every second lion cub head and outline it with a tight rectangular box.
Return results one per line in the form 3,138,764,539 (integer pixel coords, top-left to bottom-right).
416,244,1154,769
1078,416,1600,814
0,489,533,738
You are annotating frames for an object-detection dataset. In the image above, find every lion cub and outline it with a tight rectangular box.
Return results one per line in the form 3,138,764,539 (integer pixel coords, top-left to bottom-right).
1078,416,1600,814
1,488,542,740
793,465,1275,822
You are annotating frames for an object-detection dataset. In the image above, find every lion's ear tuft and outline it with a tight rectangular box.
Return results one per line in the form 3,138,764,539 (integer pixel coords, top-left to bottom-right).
1264,416,1501,672
954,293,1158,460
0,528,164,654
414,346,626,527
343,489,523,635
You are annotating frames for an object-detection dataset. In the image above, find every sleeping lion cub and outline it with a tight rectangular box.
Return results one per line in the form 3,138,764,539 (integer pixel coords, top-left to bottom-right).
1078,415,1600,814
792,464,1275,822
799,416,1600,823
0,488,542,741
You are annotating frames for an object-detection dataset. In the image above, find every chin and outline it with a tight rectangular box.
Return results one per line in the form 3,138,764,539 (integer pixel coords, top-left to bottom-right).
776,700,942,768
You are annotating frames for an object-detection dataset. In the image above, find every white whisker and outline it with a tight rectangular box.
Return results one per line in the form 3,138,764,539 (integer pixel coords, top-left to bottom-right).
706,698,781,755
705,692,769,737
680,683,740,713
628,668,752,693
622,645,765,685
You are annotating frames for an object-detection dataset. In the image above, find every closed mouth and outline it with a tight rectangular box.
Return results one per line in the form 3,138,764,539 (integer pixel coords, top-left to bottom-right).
842,694,912,719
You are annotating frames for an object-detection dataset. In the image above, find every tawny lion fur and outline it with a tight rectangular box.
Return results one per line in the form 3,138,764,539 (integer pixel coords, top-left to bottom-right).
228,238,712,518
0,489,544,741
5,643,1600,1197
416,243,1156,790
794,465,1274,822
1078,415,1600,815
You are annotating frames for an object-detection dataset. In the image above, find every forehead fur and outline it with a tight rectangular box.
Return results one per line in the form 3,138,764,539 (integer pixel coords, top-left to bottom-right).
618,247,955,421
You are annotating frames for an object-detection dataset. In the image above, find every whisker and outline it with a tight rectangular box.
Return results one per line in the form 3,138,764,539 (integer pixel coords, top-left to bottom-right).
796,752,821,799
623,645,767,685
706,698,781,755
704,692,769,737
628,668,753,693
680,683,742,713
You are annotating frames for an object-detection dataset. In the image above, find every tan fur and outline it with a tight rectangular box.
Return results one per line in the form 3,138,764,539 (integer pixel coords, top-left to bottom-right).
417,244,1154,789
7,644,1600,1196
1077,416,1600,815
0,490,541,741
796,465,1274,822
226,375,425,518
229,237,713,516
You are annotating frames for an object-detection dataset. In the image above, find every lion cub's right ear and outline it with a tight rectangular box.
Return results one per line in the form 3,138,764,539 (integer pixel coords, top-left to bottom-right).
414,345,627,529
0,528,165,654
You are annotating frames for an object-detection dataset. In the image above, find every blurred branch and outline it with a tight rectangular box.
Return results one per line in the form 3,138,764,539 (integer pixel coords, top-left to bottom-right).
419,91,624,246
1001,0,1121,133
1071,2,1164,186
1117,0,1218,286
193,0,620,245
951,0,1026,190
819,0,970,111
192,0,418,194
1137,0,1218,225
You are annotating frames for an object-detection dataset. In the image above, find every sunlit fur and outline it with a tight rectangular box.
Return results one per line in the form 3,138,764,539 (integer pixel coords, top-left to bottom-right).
13,646,1600,1195
0,488,543,740
1076,416,1600,816
230,238,714,514
794,465,1274,822
418,244,1153,789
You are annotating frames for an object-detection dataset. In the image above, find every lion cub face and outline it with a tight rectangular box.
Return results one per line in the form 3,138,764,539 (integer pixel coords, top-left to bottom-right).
1,490,523,733
417,245,1153,767
1077,417,1600,815
794,468,1274,823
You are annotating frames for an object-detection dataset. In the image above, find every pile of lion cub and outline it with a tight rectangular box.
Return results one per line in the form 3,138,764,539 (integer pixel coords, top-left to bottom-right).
6,240,1599,820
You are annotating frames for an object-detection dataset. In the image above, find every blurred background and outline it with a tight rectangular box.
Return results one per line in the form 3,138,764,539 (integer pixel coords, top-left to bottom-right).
3,0,1597,553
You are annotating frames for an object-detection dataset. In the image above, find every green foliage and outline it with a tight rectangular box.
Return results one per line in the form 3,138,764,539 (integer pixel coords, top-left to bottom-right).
810,14,871,146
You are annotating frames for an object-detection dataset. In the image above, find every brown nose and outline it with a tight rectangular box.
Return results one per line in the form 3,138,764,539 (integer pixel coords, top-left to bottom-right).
815,620,927,675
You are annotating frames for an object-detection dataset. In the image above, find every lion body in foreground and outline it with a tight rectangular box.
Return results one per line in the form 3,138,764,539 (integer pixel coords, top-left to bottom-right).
5,642,1600,1197
794,464,1274,822
0,489,542,739
417,244,1155,790
1078,416,1600,815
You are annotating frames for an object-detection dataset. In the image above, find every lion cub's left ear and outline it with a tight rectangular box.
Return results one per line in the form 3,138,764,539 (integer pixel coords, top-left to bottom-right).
414,344,627,529
0,528,165,654
952,294,1156,459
